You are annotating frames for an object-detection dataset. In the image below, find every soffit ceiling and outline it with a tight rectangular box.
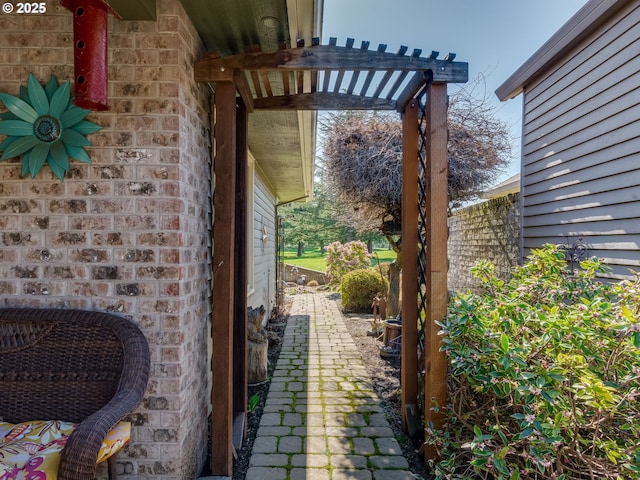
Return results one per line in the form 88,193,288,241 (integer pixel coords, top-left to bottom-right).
108,0,317,202
179,0,317,203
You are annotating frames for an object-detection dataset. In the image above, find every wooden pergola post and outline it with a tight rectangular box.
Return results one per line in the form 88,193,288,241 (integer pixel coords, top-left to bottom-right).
423,82,449,461
401,99,419,434
232,99,249,448
211,80,237,477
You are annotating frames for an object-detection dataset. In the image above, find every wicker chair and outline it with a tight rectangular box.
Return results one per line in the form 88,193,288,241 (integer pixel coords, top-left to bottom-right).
0,308,150,480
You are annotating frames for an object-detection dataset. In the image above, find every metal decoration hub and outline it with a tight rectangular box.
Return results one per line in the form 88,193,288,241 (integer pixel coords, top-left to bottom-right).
34,115,62,142
0,73,102,180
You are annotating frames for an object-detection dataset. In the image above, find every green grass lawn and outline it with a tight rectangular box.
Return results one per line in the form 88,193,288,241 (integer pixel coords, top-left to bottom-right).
283,247,396,272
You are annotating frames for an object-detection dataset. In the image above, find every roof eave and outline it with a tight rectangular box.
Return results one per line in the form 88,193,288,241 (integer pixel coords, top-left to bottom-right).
288,0,323,201
495,0,630,101
479,173,520,199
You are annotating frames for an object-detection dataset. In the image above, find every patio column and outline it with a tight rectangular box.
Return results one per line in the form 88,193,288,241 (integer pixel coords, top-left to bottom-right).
401,99,419,435
423,82,449,461
211,80,237,477
233,99,249,447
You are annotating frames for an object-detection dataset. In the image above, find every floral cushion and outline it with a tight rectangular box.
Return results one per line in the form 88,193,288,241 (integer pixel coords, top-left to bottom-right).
0,420,130,480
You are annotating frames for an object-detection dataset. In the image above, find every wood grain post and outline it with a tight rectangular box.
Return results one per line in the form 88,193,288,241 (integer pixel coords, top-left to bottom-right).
211,81,237,477
424,82,449,461
233,99,249,444
401,99,419,434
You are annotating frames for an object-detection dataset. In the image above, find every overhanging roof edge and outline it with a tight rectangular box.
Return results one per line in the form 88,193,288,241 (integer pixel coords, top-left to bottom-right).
495,0,628,101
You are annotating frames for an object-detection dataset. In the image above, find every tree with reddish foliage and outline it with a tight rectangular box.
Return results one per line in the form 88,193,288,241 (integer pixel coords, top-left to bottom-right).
321,78,512,315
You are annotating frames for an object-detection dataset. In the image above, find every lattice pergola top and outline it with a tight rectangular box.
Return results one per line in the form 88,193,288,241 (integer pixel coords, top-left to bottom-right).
194,37,468,112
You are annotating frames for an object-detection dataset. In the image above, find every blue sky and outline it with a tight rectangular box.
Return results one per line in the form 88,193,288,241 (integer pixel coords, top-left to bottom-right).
321,0,589,182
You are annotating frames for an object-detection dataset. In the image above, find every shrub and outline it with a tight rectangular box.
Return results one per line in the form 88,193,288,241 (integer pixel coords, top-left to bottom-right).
428,244,640,480
373,260,391,279
325,241,372,286
340,268,388,312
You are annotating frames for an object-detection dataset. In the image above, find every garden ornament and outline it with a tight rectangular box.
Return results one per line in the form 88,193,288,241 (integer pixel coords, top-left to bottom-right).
0,73,102,180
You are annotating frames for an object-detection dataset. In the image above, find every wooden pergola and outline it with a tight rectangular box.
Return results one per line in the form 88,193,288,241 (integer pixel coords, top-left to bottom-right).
194,38,468,477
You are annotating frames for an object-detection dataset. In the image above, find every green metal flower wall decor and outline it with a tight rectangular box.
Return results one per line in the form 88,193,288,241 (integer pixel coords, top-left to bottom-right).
0,74,102,181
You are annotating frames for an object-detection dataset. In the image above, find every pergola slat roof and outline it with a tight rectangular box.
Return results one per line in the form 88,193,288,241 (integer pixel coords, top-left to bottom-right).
194,37,469,112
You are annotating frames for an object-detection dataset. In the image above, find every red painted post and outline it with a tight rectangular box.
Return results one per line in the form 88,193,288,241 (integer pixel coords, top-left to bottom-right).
61,0,119,111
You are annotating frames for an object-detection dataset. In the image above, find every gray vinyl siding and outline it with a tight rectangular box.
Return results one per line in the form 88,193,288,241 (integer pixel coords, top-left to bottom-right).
520,1,640,280
248,170,277,315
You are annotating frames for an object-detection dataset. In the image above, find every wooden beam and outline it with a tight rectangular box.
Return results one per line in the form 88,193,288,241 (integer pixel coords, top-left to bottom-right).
232,99,249,444
322,70,332,92
211,81,237,478
250,71,264,98
282,71,290,95
396,71,429,112
260,71,273,97
252,92,396,110
423,82,449,462
359,70,376,96
401,99,419,434
297,71,304,94
333,69,346,93
195,45,469,83
346,70,360,95
233,70,254,113
200,69,234,83
372,70,394,99
385,70,409,101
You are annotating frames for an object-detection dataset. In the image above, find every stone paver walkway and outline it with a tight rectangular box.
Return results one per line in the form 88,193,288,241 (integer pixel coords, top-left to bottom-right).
246,293,416,480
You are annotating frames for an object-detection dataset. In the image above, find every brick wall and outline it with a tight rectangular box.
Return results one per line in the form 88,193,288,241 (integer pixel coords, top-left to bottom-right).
0,2,212,478
448,194,520,294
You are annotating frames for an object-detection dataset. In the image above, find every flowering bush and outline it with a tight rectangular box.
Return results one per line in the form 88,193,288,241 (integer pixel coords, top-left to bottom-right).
427,245,640,480
325,240,372,286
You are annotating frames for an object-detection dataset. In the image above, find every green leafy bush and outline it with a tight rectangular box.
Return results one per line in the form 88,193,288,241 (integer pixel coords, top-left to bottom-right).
325,241,372,286
428,245,640,480
340,268,388,312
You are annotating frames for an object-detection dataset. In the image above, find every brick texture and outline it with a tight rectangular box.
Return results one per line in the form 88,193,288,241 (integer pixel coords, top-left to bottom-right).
0,1,212,478
448,194,520,294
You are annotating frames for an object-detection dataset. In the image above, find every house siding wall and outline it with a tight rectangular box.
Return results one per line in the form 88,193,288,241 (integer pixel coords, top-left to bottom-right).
248,170,276,317
0,1,212,478
448,194,520,294
520,1,640,280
